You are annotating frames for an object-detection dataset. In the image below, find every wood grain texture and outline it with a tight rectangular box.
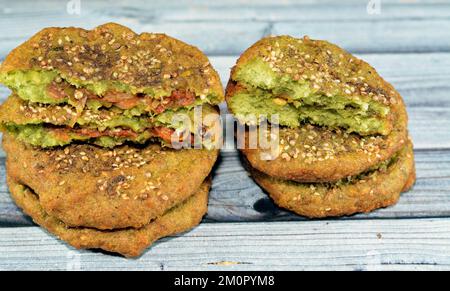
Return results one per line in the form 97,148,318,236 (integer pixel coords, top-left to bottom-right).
272,20,450,53
0,218,449,270
0,0,450,56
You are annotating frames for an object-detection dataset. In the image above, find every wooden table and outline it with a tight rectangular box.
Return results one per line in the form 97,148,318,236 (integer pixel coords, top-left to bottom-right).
1,0,449,270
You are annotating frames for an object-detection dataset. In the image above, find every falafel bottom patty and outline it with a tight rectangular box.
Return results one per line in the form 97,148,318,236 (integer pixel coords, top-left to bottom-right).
249,142,415,218
3,133,218,230
7,175,210,258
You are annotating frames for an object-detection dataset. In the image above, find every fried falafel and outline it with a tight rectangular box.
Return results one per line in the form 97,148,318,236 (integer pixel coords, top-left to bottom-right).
7,175,210,258
227,35,415,217
239,104,407,182
0,23,222,256
0,23,224,148
227,35,410,182
3,133,217,230
226,35,402,136
250,142,415,218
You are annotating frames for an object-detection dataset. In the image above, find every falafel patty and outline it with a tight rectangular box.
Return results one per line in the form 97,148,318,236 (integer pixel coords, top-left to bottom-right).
239,103,407,182
0,23,224,147
3,133,218,230
7,175,210,258
226,35,405,136
250,142,415,218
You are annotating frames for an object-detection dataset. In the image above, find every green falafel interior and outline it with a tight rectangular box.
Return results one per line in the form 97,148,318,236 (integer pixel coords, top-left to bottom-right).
0,95,219,148
0,69,222,107
228,36,399,136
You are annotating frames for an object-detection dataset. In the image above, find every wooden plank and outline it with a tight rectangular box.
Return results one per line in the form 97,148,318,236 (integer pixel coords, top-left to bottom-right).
2,0,448,15
3,0,447,15
1,148,450,226
272,20,450,53
150,3,450,22
0,218,449,270
0,2,450,56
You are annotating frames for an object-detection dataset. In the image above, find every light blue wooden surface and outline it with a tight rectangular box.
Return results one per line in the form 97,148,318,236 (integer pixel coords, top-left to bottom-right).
2,218,450,271
0,0,449,270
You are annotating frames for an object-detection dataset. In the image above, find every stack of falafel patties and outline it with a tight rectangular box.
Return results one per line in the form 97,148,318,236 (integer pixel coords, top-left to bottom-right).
226,36,415,218
0,23,223,257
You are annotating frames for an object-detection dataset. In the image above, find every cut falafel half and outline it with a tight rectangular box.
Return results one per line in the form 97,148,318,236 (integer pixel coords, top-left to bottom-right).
0,23,224,148
7,175,210,258
249,142,416,218
0,94,221,148
226,35,404,136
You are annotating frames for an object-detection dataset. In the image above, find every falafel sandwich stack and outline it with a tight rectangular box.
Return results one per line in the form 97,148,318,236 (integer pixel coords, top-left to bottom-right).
0,23,223,257
226,35,415,217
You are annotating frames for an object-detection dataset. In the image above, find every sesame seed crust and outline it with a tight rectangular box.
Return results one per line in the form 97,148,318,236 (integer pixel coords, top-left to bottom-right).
230,35,400,107
0,95,80,126
240,96,408,183
3,133,218,230
7,176,209,258
250,142,415,218
0,23,223,100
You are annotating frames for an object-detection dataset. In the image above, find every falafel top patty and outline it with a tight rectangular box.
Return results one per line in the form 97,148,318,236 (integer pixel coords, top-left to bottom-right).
0,23,223,107
0,23,224,148
226,35,404,136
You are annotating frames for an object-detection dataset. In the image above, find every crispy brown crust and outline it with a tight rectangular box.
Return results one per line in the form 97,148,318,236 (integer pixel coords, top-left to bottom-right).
0,23,223,99
7,176,209,258
402,159,416,192
3,133,218,230
250,142,415,218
